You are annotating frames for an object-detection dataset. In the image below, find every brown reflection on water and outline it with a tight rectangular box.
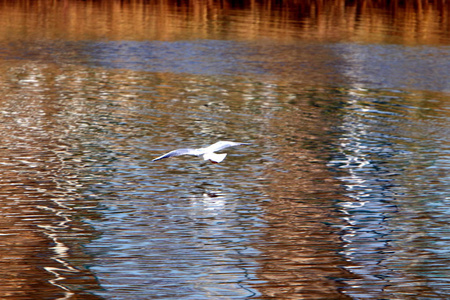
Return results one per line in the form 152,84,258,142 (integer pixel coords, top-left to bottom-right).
251,87,355,299
0,65,103,299
0,0,448,44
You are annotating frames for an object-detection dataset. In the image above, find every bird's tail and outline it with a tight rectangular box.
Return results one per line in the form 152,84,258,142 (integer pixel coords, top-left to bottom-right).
203,153,227,163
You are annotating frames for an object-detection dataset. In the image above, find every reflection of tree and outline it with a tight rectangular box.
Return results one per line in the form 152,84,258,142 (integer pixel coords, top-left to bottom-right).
0,0,447,44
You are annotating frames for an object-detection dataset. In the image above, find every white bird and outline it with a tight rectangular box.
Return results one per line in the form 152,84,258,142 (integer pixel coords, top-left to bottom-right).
152,141,251,163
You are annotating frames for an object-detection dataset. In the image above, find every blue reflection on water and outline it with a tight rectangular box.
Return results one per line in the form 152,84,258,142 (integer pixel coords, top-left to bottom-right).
336,44,450,92
86,156,266,299
3,39,448,92
83,40,267,76
329,88,450,298
80,41,450,92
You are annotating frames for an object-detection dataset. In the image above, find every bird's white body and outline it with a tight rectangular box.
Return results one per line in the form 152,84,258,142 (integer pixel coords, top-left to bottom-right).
152,141,250,163
202,152,227,163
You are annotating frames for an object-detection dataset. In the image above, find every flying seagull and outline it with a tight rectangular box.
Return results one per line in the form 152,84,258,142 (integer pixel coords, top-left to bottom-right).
152,141,251,163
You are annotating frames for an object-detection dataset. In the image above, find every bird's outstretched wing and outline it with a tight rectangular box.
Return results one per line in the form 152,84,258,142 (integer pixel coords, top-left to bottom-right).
204,141,251,153
152,148,201,161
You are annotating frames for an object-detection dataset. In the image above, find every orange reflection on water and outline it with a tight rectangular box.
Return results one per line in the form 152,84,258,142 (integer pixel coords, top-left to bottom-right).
248,86,356,299
0,0,448,44
0,66,103,299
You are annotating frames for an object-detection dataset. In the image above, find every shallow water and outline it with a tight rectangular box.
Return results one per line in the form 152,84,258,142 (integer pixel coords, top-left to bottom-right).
0,1,449,299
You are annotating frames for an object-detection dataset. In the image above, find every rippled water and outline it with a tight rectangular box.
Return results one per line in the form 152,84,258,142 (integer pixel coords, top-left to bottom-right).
0,1,449,299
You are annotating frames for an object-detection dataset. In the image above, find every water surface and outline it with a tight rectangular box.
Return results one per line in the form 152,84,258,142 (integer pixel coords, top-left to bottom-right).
0,1,449,299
